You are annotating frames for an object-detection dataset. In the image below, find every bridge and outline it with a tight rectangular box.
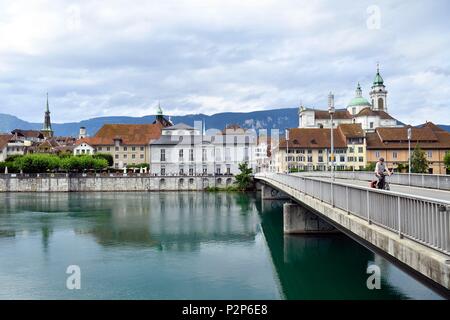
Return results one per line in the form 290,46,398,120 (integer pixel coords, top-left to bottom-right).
255,172,450,291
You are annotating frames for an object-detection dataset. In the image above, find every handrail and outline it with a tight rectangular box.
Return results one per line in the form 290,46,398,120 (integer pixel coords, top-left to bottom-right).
256,173,450,255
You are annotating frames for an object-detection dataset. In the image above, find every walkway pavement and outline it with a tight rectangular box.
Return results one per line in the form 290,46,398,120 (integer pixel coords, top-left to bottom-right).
311,176,450,202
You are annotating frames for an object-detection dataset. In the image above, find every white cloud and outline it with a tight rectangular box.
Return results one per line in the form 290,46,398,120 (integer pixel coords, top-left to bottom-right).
0,0,449,125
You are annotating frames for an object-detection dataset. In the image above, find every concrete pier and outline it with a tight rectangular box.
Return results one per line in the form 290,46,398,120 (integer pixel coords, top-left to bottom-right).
283,202,336,234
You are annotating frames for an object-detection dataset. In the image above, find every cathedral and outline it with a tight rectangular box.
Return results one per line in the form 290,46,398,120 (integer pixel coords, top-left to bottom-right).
298,66,402,131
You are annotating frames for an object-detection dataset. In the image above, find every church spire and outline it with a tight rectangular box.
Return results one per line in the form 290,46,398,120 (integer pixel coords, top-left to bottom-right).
42,93,54,138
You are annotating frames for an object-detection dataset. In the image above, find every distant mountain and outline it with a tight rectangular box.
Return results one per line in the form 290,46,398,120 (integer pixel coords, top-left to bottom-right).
0,108,300,137
438,124,450,132
1,110,448,137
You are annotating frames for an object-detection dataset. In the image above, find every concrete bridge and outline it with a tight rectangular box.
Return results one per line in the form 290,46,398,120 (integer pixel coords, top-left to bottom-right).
255,172,450,291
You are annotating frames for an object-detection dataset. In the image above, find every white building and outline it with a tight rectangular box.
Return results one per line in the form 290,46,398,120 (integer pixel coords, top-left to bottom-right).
73,140,96,155
149,123,257,176
0,134,26,162
298,67,401,132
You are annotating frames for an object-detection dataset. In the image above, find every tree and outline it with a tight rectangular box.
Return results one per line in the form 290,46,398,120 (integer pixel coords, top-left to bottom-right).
234,162,253,191
94,153,114,166
410,145,428,173
15,154,60,173
444,152,450,172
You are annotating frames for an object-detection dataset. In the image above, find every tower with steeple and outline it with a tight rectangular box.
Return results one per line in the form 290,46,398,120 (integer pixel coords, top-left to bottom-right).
370,64,388,111
152,102,173,127
42,93,54,139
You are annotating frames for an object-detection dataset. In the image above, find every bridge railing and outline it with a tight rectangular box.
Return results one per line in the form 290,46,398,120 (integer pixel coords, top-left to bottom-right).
291,171,450,190
257,173,450,255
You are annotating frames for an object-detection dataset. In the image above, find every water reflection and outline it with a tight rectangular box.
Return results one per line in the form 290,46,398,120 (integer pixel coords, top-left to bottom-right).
0,192,444,299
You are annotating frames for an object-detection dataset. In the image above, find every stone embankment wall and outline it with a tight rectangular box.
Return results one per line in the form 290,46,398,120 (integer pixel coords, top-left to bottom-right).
0,174,235,192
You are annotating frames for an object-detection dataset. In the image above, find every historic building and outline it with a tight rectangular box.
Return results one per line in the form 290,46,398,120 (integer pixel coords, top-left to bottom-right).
0,134,26,162
273,123,367,172
74,106,172,168
366,122,450,174
41,93,54,139
298,66,401,131
150,123,257,176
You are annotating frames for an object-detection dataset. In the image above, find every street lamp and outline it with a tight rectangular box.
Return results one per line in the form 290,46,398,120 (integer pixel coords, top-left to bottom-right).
407,127,412,185
328,92,335,181
285,128,290,174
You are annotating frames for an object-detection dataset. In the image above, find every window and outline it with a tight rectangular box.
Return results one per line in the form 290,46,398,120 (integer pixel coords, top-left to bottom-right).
123,154,127,159
179,168,184,175
98,147,102,151
370,122,374,129
318,156,323,163
123,147,127,151
140,147,144,151
318,150,323,154
161,149,166,162
107,147,110,151
202,149,207,161
132,154,136,159
427,151,432,158
115,154,119,159
375,151,380,158
349,147,354,153
216,167,221,175
244,147,249,161
378,98,384,110
189,149,194,161
226,166,231,174
225,148,231,161
392,152,397,159
359,157,364,162
179,149,184,160
115,147,119,151
358,147,363,153
161,167,165,176
352,107,356,115
307,150,312,154
189,168,194,175
132,147,135,151
307,156,313,163
340,156,345,162
348,156,354,162
140,154,144,159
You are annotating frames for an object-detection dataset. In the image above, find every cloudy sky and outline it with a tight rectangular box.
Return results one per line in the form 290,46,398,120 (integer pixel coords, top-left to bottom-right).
0,0,449,125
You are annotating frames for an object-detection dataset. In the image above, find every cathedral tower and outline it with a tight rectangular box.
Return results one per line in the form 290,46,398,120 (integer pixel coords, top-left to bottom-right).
370,64,388,111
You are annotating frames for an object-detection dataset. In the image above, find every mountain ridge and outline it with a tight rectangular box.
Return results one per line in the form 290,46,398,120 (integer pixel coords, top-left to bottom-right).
1,110,449,137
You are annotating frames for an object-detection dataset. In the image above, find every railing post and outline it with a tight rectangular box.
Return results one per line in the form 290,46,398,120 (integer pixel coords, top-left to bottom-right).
320,180,323,202
366,189,371,224
331,181,334,207
397,196,403,239
346,186,349,214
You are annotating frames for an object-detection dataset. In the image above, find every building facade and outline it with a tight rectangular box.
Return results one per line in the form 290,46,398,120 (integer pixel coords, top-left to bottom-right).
366,122,450,174
299,67,401,132
273,124,367,172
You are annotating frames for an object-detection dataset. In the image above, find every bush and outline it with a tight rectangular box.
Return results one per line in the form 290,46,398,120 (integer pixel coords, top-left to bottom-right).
15,154,60,173
94,153,114,166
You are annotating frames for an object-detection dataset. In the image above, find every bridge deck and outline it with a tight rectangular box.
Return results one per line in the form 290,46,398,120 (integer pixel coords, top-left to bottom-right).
311,177,450,202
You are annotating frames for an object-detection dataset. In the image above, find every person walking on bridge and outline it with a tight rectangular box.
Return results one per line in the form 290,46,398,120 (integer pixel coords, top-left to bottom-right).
375,157,391,189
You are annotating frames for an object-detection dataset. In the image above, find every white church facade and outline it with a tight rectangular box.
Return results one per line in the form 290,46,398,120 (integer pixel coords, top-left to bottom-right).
298,67,402,131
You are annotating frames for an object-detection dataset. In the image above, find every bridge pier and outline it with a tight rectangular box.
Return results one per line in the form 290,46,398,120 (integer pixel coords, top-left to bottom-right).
283,203,336,234
261,184,289,200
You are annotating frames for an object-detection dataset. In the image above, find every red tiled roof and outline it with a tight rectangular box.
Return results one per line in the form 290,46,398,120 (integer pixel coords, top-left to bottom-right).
367,123,450,149
337,123,365,138
313,109,353,120
279,128,347,149
0,134,13,149
356,108,394,120
77,123,163,146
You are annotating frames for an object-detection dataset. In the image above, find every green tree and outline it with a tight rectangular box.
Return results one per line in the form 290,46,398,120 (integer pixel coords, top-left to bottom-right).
15,154,60,173
444,152,450,172
234,162,253,191
94,153,114,166
410,145,429,173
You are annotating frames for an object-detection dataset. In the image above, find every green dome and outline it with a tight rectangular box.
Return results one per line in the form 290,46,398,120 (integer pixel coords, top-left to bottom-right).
373,65,384,86
348,96,371,107
348,82,372,107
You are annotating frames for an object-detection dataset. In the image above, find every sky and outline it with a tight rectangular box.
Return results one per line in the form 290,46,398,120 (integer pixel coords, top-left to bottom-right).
0,0,449,125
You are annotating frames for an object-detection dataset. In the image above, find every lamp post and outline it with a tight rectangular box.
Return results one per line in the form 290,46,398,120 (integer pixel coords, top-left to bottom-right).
407,127,412,185
285,128,290,174
328,92,335,181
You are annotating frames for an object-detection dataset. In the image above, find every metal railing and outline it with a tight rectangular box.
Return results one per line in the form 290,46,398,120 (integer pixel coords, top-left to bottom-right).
291,171,450,190
256,173,450,255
